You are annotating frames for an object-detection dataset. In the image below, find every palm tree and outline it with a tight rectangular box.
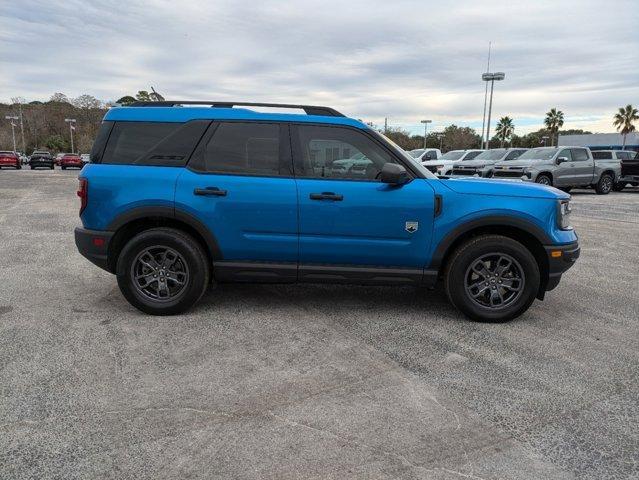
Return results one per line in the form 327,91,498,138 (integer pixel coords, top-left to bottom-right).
495,116,515,147
613,104,639,149
544,108,564,146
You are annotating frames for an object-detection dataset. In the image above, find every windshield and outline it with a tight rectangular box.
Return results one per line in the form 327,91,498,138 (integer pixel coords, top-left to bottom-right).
518,148,557,160
473,149,507,160
440,150,465,160
408,149,424,158
376,132,437,179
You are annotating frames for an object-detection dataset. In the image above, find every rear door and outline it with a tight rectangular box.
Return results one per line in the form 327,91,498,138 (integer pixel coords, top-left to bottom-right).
291,124,435,279
175,122,298,280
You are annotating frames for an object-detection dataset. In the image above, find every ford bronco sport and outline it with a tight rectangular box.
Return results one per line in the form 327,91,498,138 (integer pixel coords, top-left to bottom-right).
75,101,579,322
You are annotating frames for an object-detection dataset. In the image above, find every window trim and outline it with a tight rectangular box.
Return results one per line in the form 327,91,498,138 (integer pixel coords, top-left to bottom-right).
186,120,294,178
290,123,419,182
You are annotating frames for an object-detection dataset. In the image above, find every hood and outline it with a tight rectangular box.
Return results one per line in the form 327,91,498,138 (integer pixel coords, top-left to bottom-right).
442,177,569,200
421,159,457,166
455,159,497,168
494,158,552,167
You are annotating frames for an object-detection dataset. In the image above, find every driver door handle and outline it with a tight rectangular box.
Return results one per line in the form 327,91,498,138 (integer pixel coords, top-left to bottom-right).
310,192,343,201
194,187,227,197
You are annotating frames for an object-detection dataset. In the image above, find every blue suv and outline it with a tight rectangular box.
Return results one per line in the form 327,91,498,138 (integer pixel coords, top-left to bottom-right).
75,101,579,321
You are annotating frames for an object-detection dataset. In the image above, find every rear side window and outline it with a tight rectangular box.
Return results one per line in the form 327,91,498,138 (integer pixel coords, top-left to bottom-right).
90,121,113,163
592,151,612,159
192,122,286,176
101,121,209,166
571,148,590,161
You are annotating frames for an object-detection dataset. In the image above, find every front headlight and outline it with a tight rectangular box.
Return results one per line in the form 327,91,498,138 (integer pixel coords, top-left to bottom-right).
557,200,572,230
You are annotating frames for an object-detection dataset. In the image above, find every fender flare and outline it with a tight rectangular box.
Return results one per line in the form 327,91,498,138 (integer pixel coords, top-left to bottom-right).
429,215,552,270
107,206,222,260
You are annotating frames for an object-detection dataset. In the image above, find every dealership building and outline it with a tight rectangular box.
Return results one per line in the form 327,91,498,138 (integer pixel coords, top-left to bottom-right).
558,132,639,151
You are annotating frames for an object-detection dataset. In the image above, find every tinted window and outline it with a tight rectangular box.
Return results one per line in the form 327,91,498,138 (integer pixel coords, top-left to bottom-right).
198,122,283,175
294,125,396,180
463,151,482,160
102,121,208,166
617,151,631,160
505,149,526,160
592,151,613,160
571,148,589,162
474,149,507,160
440,150,465,160
90,121,113,163
558,149,573,161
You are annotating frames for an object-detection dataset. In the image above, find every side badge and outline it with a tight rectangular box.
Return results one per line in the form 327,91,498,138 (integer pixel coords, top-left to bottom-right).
405,221,418,233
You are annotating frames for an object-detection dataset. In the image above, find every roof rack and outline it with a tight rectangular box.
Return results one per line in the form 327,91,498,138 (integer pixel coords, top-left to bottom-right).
127,101,345,117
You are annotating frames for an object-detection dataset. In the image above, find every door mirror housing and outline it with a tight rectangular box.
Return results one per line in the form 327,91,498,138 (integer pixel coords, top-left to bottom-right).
556,156,569,164
380,163,409,185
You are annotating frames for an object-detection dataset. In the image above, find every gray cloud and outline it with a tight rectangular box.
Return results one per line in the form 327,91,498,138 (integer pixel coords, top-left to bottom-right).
1,0,637,133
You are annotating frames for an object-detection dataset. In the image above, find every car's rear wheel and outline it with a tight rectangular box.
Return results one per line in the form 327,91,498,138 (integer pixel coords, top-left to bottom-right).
595,173,613,195
116,228,210,315
444,235,540,322
536,174,552,186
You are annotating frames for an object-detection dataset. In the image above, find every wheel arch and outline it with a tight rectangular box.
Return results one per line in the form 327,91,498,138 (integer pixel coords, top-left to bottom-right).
430,216,551,298
106,206,221,273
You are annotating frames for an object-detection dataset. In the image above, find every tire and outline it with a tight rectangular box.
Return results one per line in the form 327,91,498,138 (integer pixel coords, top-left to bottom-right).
116,227,210,315
444,235,540,322
612,182,626,192
595,173,613,195
536,174,552,186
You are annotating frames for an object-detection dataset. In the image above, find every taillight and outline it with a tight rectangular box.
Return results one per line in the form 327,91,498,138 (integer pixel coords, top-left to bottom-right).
77,178,88,215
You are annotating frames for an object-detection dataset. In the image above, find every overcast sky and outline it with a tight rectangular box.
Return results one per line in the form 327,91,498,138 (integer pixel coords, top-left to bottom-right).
1,0,637,134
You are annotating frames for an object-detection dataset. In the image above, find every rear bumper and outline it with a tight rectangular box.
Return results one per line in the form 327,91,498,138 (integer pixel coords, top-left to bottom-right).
544,241,580,291
74,227,114,272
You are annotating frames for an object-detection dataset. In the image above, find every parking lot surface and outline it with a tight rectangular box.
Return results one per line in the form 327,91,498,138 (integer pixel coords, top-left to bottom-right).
1,169,638,479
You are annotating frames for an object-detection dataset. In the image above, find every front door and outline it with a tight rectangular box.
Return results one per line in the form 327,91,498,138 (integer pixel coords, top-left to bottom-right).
175,122,298,281
554,148,574,186
291,124,435,279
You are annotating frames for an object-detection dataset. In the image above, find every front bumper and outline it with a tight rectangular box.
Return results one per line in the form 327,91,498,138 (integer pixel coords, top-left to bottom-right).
74,227,114,272
544,241,580,291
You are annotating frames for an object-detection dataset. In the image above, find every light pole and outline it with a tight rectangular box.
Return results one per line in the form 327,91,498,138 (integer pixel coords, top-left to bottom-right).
480,41,492,149
5,115,18,152
420,119,432,149
437,133,444,151
481,72,505,149
65,118,77,153
541,136,549,147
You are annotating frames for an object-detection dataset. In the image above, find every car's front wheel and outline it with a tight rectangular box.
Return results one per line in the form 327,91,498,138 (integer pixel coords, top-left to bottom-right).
536,174,552,186
116,228,210,315
444,235,540,322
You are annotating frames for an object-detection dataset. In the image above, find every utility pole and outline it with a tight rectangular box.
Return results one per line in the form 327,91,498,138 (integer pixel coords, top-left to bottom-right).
482,72,505,149
17,102,25,154
5,115,18,152
420,119,432,149
65,118,77,153
480,41,491,149
384,117,388,133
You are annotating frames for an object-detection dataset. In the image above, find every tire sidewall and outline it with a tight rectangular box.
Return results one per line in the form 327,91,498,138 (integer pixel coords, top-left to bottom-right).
446,236,540,322
536,175,552,186
116,229,209,315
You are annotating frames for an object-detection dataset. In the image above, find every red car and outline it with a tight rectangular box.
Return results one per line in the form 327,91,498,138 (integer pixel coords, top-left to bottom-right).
60,154,84,170
0,151,21,169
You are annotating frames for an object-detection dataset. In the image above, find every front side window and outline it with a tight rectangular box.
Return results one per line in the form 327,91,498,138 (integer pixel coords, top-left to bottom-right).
294,125,397,180
462,151,483,160
571,148,589,162
474,149,507,160
558,149,573,161
505,149,526,160
440,150,465,161
198,122,283,175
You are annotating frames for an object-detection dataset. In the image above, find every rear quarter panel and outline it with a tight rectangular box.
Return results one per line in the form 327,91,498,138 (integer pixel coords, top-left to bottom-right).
79,164,181,230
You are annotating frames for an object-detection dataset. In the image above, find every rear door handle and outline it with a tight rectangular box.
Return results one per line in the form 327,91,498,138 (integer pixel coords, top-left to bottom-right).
194,187,227,197
310,192,343,201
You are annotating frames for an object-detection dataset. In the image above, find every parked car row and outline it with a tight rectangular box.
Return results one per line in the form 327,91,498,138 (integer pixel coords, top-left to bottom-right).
0,150,88,170
418,146,638,195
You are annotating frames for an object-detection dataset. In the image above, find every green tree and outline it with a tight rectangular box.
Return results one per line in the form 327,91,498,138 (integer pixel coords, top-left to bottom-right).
43,134,69,153
544,108,564,146
135,91,152,101
613,104,639,149
441,125,481,151
116,96,137,106
495,116,515,147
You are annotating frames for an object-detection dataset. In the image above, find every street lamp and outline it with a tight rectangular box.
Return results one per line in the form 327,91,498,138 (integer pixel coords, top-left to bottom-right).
437,132,444,151
420,119,432,149
481,72,505,149
5,115,18,152
65,118,77,154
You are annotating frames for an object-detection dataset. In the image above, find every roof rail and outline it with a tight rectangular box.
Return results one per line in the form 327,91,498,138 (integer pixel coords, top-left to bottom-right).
127,101,345,117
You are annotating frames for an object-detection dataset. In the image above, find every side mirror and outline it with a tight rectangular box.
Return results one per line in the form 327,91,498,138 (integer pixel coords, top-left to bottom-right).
556,156,568,164
380,163,409,185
